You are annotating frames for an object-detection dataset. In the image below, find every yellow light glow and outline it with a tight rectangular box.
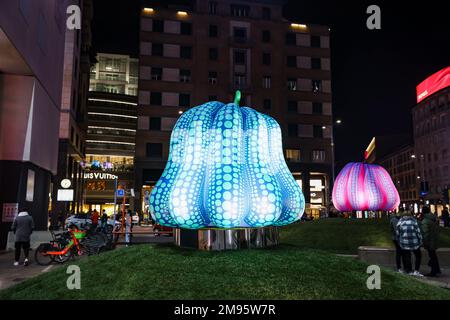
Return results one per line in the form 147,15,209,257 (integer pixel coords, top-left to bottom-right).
143,8,154,14
177,11,188,16
291,23,307,29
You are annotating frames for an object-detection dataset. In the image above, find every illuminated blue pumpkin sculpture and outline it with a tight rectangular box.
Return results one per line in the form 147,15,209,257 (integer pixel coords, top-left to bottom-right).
149,93,305,229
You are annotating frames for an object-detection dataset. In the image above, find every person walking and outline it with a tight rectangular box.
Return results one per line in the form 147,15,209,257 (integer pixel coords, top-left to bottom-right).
396,210,423,277
390,209,403,273
100,210,108,232
420,206,441,277
441,207,449,228
91,209,99,230
125,210,132,246
11,208,34,266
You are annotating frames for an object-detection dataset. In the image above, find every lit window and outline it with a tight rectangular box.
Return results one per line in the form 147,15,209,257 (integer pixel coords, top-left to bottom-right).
262,76,271,89
312,150,326,162
286,149,301,162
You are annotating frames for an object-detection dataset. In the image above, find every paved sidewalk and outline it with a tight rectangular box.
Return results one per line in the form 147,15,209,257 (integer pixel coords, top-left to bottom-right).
0,250,59,290
416,269,450,289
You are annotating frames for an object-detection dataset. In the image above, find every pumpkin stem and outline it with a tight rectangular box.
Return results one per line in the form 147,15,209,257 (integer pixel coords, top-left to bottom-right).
234,90,241,106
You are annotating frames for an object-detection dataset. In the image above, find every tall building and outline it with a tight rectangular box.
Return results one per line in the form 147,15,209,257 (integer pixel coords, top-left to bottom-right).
365,136,419,211
53,0,94,222
83,53,138,214
89,53,139,96
412,66,450,213
136,0,333,218
0,0,72,249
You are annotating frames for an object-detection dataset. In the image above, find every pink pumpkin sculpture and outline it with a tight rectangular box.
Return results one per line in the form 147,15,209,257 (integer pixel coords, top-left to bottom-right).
332,162,400,212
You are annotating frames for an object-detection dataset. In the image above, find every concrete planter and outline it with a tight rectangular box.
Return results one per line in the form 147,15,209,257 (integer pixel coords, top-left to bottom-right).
358,246,450,267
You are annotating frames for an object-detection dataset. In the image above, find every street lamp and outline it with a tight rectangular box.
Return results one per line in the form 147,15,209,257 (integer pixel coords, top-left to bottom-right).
324,119,342,211
330,119,342,185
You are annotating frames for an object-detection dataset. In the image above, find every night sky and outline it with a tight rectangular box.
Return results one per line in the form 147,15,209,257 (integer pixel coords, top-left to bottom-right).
91,0,450,171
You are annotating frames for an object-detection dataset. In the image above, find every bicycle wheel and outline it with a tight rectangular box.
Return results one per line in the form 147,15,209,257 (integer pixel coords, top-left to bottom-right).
34,243,55,266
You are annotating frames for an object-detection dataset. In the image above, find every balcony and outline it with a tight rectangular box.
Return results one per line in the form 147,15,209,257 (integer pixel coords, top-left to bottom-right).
228,36,254,47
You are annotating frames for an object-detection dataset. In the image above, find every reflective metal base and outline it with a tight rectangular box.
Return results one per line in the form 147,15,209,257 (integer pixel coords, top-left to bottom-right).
174,227,279,251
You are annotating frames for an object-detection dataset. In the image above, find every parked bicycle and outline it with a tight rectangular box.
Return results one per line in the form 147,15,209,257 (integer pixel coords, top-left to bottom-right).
34,224,111,266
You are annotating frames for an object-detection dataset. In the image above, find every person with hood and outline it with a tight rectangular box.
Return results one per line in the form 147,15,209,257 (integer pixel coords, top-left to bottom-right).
420,206,441,277
390,208,403,272
11,208,34,266
396,210,423,276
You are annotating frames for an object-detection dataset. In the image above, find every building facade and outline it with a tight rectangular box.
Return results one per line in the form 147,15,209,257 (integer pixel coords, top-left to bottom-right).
412,66,450,213
83,54,138,215
0,0,73,249
52,0,94,223
136,0,333,218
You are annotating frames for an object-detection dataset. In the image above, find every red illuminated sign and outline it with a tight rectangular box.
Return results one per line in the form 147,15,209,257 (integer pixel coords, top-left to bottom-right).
416,66,450,103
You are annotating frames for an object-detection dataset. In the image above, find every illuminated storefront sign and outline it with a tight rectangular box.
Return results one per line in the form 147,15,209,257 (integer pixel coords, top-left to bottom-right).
149,96,306,229
416,66,450,103
83,172,118,180
332,162,400,212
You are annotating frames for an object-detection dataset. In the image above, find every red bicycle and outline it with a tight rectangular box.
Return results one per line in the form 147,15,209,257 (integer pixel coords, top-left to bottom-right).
34,226,87,265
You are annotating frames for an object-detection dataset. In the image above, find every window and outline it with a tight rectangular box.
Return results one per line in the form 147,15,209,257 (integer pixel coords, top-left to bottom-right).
153,19,164,32
179,94,190,107
286,149,301,162
146,143,163,158
288,101,297,113
233,27,247,40
180,46,192,59
152,43,163,56
234,73,246,88
209,24,218,37
312,80,322,93
313,125,324,138
209,1,218,14
312,102,323,114
149,118,161,131
287,78,297,91
181,22,192,35
312,58,321,69
209,47,218,60
151,67,162,80
262,76,271,89
311,36,321,48
234,50,246,65
287,56,296,67
262,30,271,43
263,99,271,110
312,150,326,162
262,7,271,20
286,33,296,45
208,71,217,84
231,5,250,17
178,69,190,83
262,53,271,65
150,92,162,105
288,124,298,137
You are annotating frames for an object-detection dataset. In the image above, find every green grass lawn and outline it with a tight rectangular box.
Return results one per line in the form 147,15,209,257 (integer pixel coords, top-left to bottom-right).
280,218,450,254
2,218,450,300
1,244,450,300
